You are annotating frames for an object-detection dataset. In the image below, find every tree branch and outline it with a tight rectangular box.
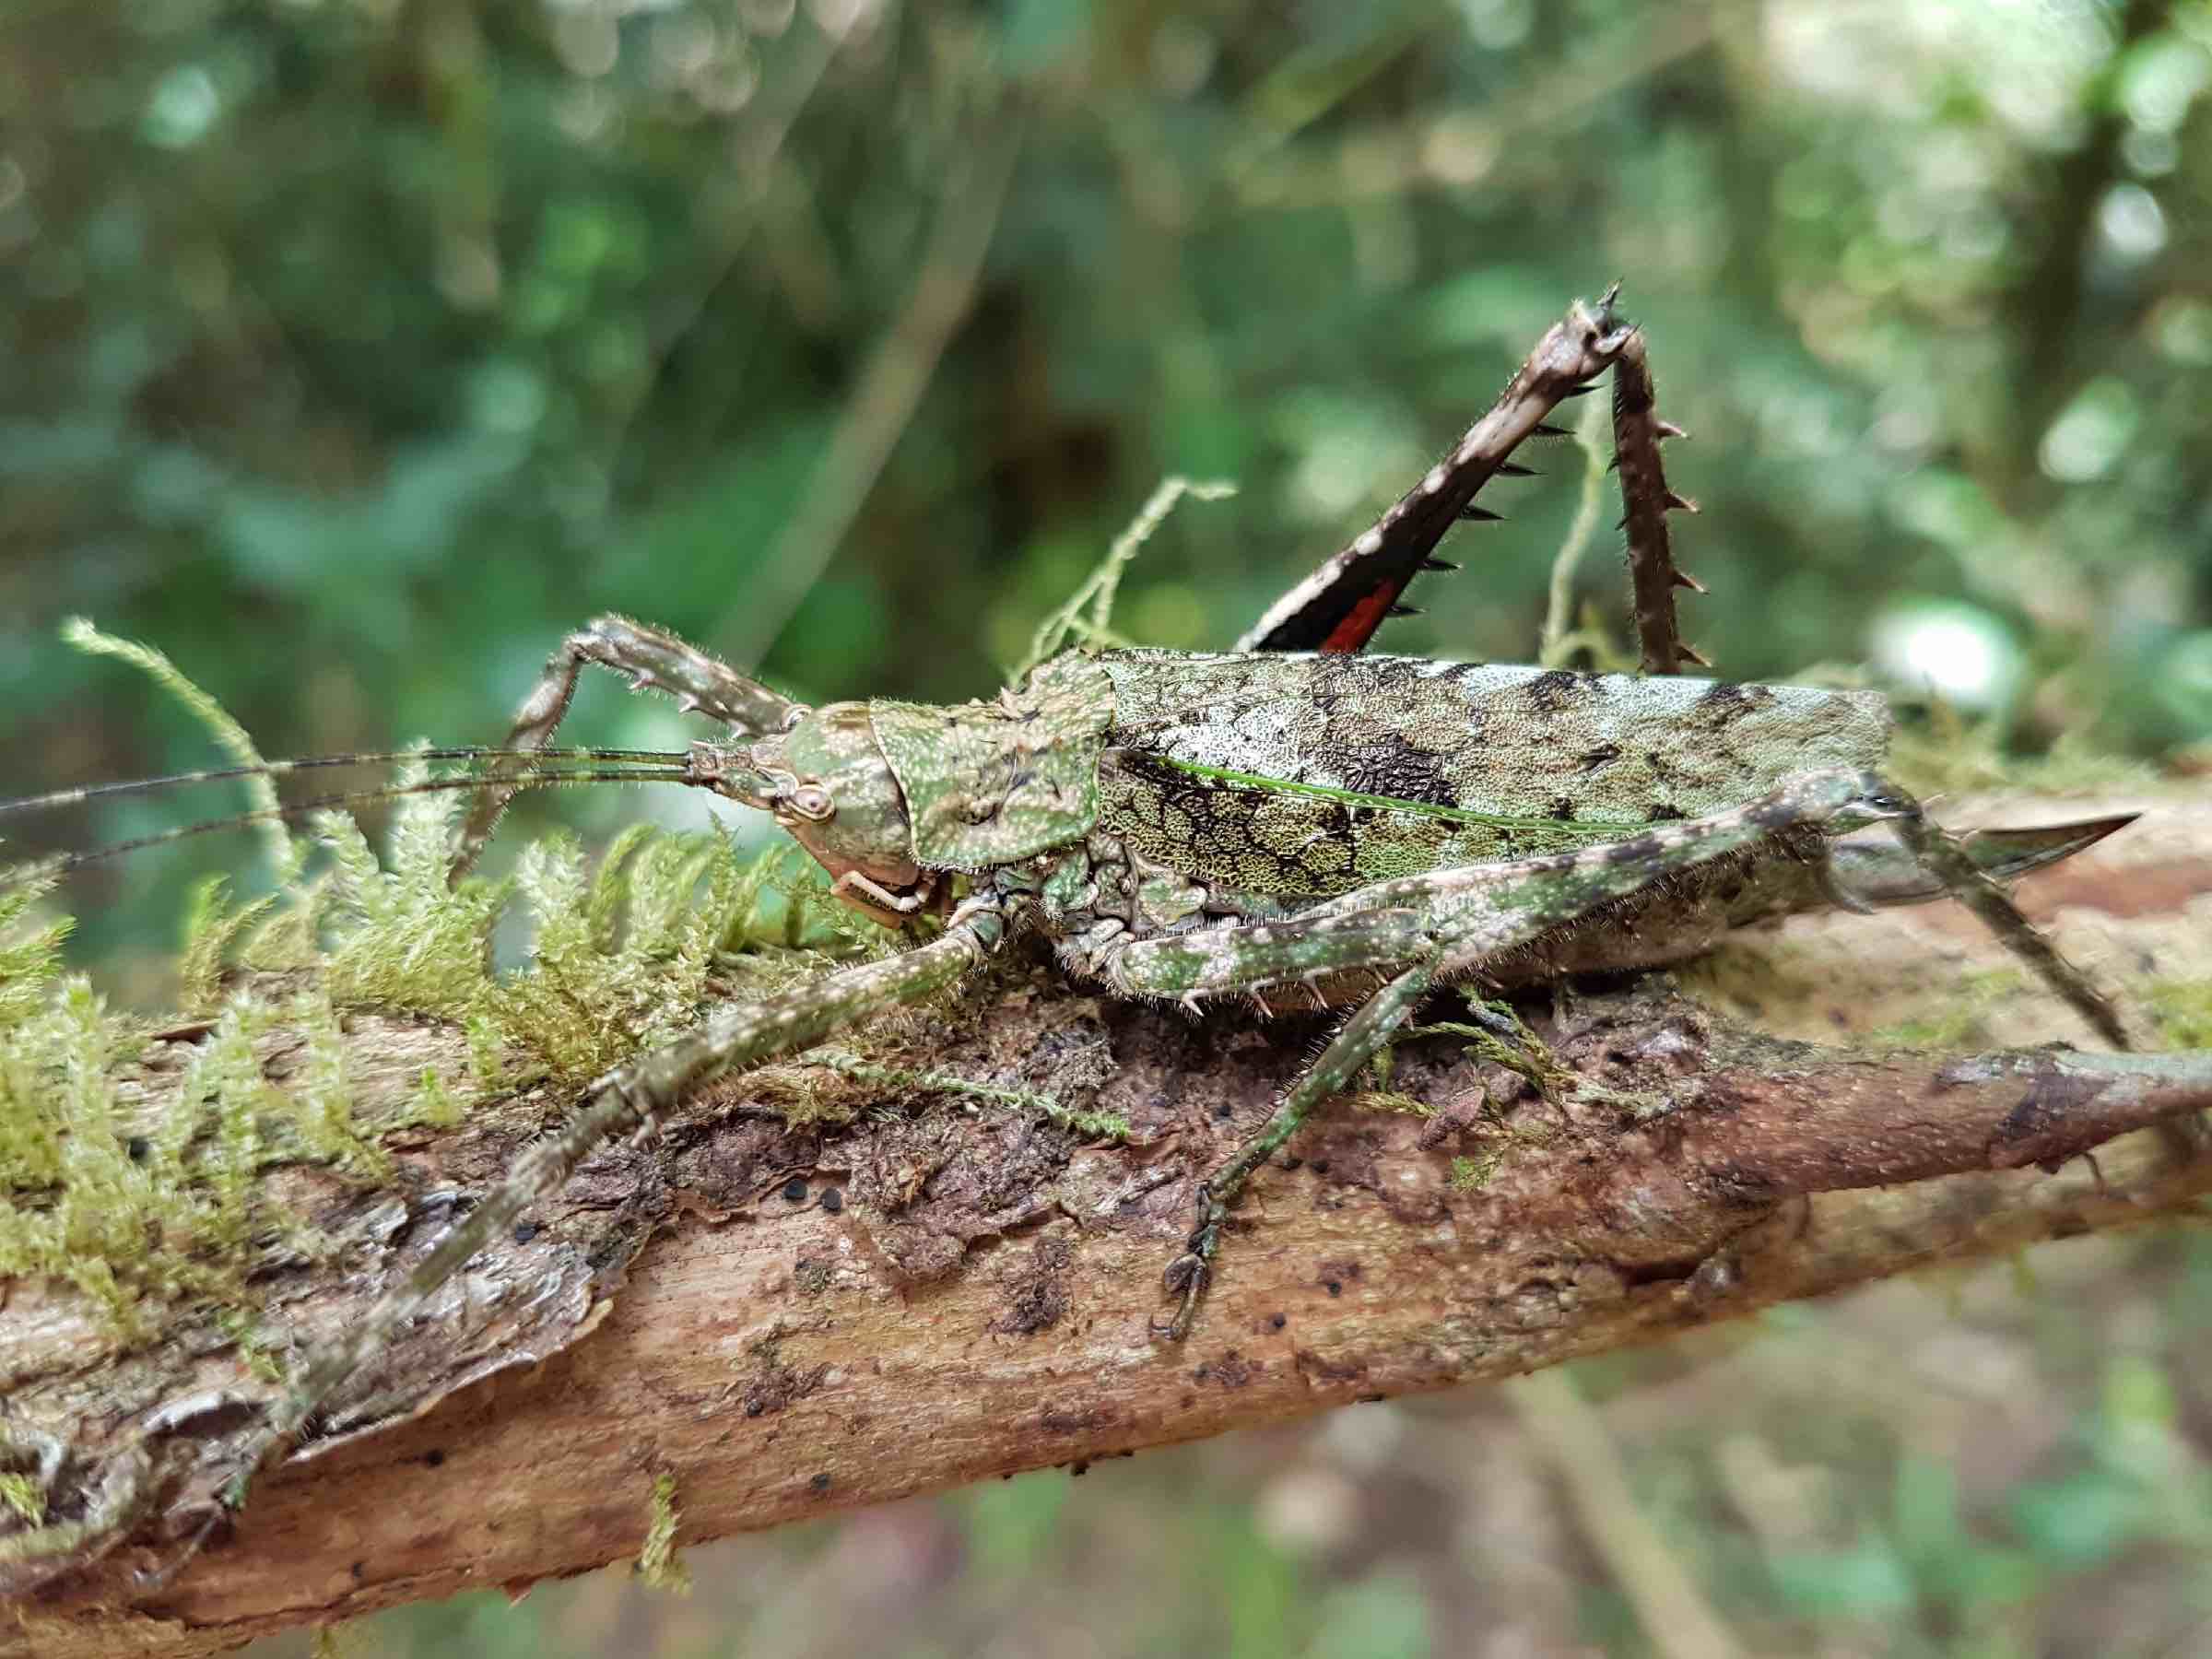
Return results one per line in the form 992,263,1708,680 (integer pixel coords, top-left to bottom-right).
5,792,2210,1656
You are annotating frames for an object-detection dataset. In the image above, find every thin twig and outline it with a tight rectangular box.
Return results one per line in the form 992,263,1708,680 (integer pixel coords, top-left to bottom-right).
1510,1370,1749,1659
1539,393,1613,665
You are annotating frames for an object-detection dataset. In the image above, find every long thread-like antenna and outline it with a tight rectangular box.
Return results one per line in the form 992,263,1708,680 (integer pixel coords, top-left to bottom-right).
5,766,700,880
0,747,689,821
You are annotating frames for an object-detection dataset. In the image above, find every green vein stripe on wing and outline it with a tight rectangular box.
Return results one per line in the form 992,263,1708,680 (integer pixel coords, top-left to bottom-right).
1153,757,1641,831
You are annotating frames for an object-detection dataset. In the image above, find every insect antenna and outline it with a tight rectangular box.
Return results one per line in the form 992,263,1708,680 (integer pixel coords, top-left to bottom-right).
4,765,700,881
0,746,689,822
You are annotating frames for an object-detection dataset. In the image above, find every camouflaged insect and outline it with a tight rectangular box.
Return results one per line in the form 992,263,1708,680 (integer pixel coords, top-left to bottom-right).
18,290,2142,1547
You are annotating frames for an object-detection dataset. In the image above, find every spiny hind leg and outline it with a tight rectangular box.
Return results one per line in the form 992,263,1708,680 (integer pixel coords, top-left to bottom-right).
453,615,804,875
1236,292,1633,653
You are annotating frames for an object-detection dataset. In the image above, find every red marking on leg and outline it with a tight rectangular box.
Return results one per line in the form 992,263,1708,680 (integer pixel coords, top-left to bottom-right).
1319,588,1398,654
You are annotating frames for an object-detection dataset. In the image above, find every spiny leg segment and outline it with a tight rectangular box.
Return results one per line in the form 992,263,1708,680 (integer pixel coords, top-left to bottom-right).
1237,286,1705,670
1237,294,1634,654
454,616,806,875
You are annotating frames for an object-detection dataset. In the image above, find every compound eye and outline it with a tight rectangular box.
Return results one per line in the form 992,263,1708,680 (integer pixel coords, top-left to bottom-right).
787,783,835,821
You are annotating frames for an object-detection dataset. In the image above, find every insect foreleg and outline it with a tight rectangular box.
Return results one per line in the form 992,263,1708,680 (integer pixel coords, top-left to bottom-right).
191,908,1003,1559
453,616,806,875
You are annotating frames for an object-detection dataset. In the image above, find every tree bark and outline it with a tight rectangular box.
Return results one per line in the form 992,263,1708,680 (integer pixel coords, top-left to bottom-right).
5,791,2211,1656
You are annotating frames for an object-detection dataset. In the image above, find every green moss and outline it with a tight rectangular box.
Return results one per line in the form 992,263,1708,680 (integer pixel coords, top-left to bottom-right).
0,1473,43,1526
1874,694,2156,800
1346,1088,1433,1119
176,877,278,1016
0,632,892,1352
1865,969,2028,1051
2147,979,2212,1050
637,1472,691,1594
1451,1151,1503,1192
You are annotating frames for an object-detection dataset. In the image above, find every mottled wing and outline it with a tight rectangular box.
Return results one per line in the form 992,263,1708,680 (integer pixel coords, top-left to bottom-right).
1100,651,1892,824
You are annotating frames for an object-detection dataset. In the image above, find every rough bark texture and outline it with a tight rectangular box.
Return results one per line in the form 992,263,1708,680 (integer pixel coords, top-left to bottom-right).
5,790,2210,1656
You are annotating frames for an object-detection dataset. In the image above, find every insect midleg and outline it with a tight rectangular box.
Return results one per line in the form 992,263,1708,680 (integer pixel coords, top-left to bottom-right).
1159,959,1437,1339
1140,767,1892,1337
453,616,806,875
187,907,1003,1555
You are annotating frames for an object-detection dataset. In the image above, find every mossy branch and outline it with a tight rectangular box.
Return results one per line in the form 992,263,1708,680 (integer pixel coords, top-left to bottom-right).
4,782,2211,1655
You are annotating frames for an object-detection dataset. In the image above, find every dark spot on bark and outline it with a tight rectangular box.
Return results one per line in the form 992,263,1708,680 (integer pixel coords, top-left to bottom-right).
996,1234,1073,1335
512,1220,539,1244
1041,1405,1116,1434
126,1135,149,1161
1194,1351,1257,1388
424,1449,445,1468
820,1186,844,1214
1705,1164,1783,1207
1576,744,1621,773
1324,1279,1343,1297
1295,1348,1370,1385
1269,1312,1288,1331
810,1472,832,1494
1990,1064,2116,1167
744,1335,830,1418
782,1177,808,1203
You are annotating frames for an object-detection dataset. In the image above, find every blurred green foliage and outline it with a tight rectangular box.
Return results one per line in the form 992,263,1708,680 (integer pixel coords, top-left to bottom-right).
7,2,2212,1653
8,0,2212,959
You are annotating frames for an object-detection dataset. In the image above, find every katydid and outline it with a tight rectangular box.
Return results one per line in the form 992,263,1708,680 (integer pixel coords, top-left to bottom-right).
3,289,2141,1564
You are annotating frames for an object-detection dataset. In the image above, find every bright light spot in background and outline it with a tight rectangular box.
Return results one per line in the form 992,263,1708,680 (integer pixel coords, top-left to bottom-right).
2117,32,2211,132
2039,375,2140,483
1870,602,2023,712
2098,182,2168,261
1457,0,1533,51
143,65,220,149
